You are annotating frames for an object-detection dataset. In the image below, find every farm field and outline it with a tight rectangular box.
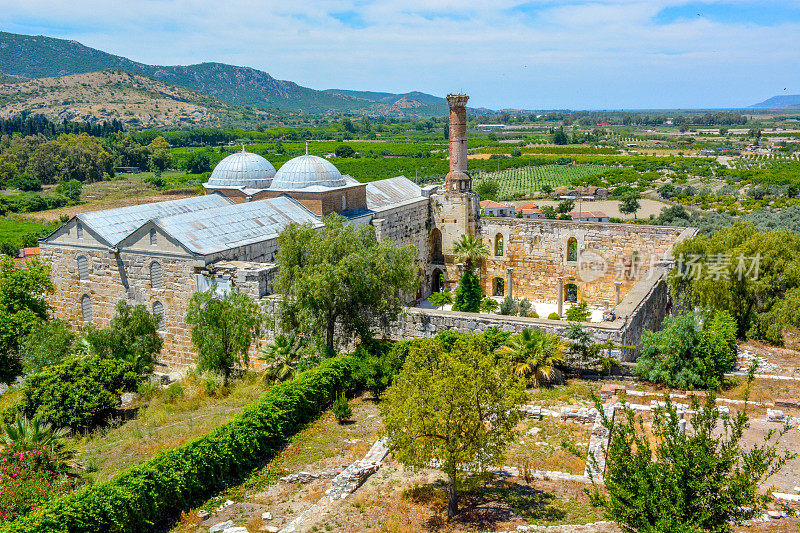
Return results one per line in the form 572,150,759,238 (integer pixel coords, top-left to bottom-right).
512,198,671,220
472,164,611,200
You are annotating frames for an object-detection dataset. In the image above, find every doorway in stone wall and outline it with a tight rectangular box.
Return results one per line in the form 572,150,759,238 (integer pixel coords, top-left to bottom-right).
432,268,443,293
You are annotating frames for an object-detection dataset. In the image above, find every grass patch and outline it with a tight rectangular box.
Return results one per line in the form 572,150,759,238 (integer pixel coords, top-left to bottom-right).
527,380,598,405
74,371,266,482
0,215,58,244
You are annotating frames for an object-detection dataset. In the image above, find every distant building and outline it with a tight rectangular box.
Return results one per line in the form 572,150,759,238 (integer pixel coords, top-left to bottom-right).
569,211,610,222
521,207,544,219
480,200,514,217
552,186,608,201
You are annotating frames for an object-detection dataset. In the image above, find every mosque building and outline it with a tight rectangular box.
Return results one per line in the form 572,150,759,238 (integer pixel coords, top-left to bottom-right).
40,95,691,368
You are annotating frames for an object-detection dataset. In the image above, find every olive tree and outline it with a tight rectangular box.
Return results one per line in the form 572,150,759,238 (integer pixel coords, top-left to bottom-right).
381,335,525,517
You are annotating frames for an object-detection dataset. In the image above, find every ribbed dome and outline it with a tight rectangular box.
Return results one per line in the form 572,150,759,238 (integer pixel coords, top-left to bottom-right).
271,155,346,190
206,150,276,189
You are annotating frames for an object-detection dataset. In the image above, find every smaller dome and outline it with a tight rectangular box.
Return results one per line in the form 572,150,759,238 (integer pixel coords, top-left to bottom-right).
206,150,276,189
271,155,346,190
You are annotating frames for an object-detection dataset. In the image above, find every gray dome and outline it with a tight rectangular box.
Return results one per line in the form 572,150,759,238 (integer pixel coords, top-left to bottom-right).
271,155,346,190
206,151,276,189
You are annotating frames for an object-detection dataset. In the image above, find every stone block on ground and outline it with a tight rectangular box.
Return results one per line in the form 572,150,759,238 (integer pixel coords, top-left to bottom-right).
775,398,800,408
209,521,234,533
767,409,785,422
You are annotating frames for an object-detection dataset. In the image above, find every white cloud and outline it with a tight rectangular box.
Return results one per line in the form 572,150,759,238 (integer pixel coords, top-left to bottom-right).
0,0,797,108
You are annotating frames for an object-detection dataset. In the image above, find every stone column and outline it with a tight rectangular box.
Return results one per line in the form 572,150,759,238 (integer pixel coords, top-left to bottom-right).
506,268,513,299
614,281,622,305
446,94,469,191
557,276,564,317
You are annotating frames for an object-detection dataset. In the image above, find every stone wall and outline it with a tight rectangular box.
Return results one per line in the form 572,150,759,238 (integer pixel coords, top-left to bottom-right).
479,218,686,309
41,244,200,368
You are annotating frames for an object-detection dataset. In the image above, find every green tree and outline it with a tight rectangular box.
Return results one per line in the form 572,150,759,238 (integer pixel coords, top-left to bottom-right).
186,288,263,382
635,310,737,390
258,333,306,383
453,269,481,313
475,179,500,201
381,335,525,517
670,224,800,342
565,301,591,322
334,144,355,158
20,319,75,375
0,257,54,384
496,328,564,386
590,388,795,532
147,136,173,171
275,215,417,352
619,190,642,219
552,127,569,145
428,291,452,310
564,324,617,375
54,180,82,203
452,233,489,271
557,199,575,214
181,150,213,174
480,296,499,313
85,301,163,376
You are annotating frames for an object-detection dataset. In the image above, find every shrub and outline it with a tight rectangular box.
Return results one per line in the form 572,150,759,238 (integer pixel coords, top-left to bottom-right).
498,295,518,316
635,310,737,390
518,298,532,317
565,301,591,322
19,319,75,375
479,297,498,314
10,356,139,432
332,394,352,423
547,312,561,320
0,445,75,523
428,291,452,310
1,356,357,533
85,301,163,376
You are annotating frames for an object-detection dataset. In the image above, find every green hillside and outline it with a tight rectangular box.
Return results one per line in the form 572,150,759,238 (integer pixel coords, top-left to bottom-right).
0,31,451,116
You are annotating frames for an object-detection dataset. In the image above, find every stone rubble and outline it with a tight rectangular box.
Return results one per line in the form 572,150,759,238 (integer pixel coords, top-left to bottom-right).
766,409,786,422
561,406,599,424
491,520,617,532
209,520,234,533
279,471,338,484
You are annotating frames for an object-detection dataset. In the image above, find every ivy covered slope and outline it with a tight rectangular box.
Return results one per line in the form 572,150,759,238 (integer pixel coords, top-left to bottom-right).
0,356,358,533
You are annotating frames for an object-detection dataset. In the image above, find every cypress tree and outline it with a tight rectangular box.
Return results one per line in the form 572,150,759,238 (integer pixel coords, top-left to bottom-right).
453,270,481,313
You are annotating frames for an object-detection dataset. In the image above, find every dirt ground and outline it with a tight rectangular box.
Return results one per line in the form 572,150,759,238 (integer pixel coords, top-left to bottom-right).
507,199,669,220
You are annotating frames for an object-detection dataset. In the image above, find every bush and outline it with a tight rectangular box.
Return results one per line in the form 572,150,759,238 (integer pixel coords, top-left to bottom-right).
428,291,452,309
10,356,139,432
547,312,561,320
19,319,75,375
479,297,498,314
498,295,518,316
1,356,357,533
85,301,163,376
332,394,352,423
565,301,591,322
518,298,532,317
353,340,410,400
635,311,737,390
0,445,75,523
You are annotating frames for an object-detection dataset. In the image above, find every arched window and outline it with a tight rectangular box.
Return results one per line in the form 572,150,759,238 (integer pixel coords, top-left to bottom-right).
152,301,165,331
494,234,504,257
150,261,163,289
77,255,89,280
566,283,578,303
430,228,443,264
76,222,84,239
342,195,347,211
149,228,157,246
432,268,443,293
567,237,578,262
493,277,505,296
81,294,92,323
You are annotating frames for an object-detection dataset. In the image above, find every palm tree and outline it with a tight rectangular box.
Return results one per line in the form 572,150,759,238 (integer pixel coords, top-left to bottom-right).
496,328,564,387
258,333,306,383
452,233,489,271
1,415,75,473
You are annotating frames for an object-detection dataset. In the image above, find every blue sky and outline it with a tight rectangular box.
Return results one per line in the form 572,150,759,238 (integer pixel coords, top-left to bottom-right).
0,0,798,110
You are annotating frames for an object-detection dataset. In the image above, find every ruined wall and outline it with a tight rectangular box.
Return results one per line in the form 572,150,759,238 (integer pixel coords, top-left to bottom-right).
479,218,685,309
40,244,199,368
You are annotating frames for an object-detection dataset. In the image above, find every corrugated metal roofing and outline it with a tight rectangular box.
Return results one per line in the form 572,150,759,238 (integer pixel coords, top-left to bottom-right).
77,194,233,246
155,196,322,255
365,176,423,210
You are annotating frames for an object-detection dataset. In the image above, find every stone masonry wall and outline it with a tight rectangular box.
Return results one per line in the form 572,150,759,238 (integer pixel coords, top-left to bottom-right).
479,218,685,309
41,244,199,369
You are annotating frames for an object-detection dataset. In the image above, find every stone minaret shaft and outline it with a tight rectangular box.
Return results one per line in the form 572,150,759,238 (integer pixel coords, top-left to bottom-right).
445,94,471,192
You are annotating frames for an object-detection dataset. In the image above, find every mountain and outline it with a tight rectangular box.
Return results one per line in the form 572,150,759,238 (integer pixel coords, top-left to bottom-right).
0,69,276,127
749,95,800,109
0,31,456,116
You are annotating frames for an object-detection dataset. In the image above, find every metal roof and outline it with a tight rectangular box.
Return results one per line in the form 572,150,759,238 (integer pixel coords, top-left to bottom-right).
206,150,275,189
365,176,423,210
271,155,346,190
77,194,233,246
154,196,322,255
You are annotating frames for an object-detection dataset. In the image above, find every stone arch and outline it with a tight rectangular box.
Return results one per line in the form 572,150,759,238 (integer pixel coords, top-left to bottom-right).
493,277,505,296
494,233,504,257
150,261,163,290
565,283,578,303
77,255,89,281
430,228,443,263
80,294,92,323
567,237,578,262
432,268,443,293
